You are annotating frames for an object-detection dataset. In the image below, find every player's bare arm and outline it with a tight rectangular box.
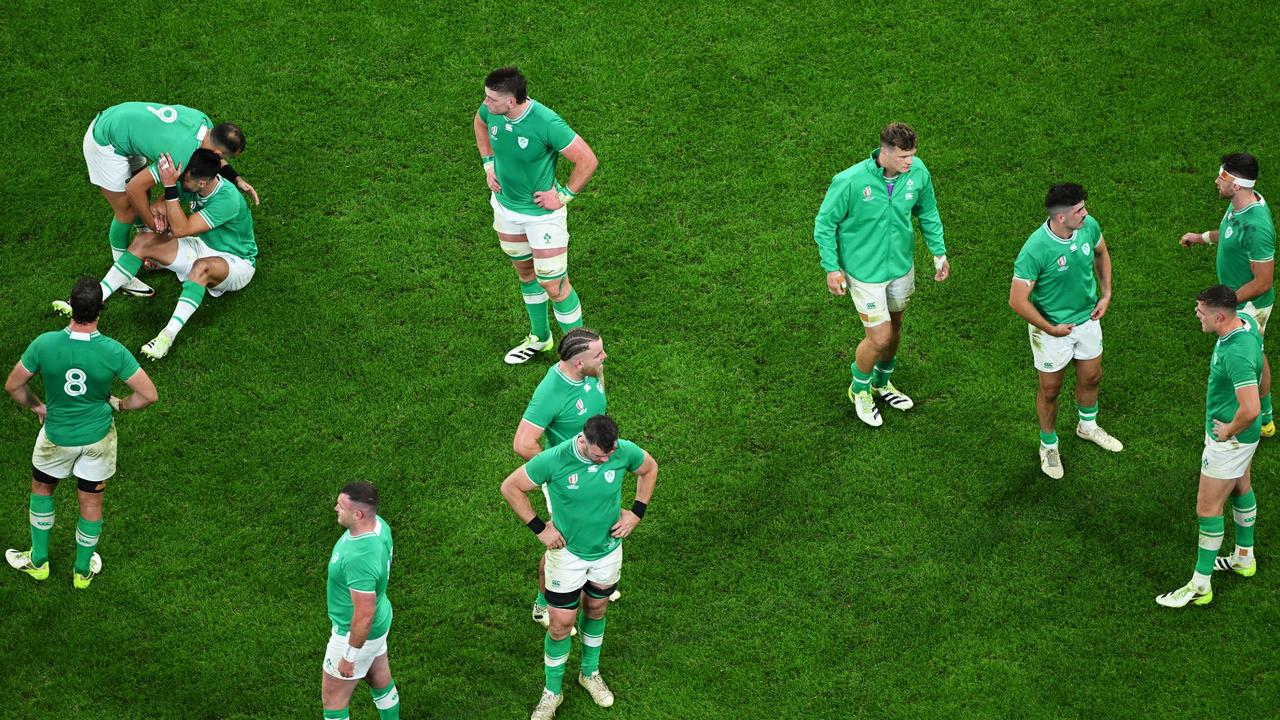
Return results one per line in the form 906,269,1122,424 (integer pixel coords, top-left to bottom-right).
5,362,45,422
1090,237,1113,320
1235,259,1275,305
215,159,259,206
611,451,658,539
473,113,500,193
513,420,545,461
338,589,376,678
501,466,565,549
1214,385,1261,441
533,137,598,211
1009,279,1072,337
112,367,159,413
125,170,161,231
1181,230,1218,247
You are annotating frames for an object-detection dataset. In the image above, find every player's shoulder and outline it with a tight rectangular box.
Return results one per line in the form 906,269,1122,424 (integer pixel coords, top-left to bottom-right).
908,156,932,179
528,99,565,122
1082,214,1102,233
614,438,645,461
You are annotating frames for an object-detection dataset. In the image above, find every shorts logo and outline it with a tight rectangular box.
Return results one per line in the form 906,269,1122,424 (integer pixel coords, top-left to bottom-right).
863,186,873,201
576,398,586,415
544,233,552,241
605,470,617,483
550,579,561,587
1043,361,1054,369
518,136,529,149
866,302,877,309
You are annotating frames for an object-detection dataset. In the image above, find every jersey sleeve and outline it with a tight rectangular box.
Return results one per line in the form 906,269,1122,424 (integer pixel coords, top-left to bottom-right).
343,547,380,593
814,174,851,273
545,112,578,153
521,380,555,429
115,342,142,382
476,104,490,122
911,168,947,256
618,440,646,473
525,450,553,487
197,186,241,230
1013,242,1041,283
1247,216,1276,262
19,337,41,373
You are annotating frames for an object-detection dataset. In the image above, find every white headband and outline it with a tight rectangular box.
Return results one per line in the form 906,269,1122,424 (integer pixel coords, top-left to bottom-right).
1219,166,1256,188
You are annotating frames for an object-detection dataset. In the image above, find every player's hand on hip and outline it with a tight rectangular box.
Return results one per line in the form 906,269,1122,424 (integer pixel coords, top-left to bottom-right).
1180,232,1206,247
538,523,566,550
237,179,260,205
610,510,640,539
485,169,501,193
934,258,951,282
337,657,355,678
533,188,564,211
1048,323,1074,338
157,153,181,186
1090,296,1111,321
32,404,46,424
1212,419,1233,442
825,271,847,296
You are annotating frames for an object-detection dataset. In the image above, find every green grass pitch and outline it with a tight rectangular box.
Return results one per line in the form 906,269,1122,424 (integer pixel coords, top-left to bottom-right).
1,1,1278,718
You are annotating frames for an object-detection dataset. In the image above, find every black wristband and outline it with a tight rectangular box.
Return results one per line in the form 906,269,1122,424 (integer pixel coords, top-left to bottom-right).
163,185,179,201
631,501,647,519
218,164,240,183
527,517,547,535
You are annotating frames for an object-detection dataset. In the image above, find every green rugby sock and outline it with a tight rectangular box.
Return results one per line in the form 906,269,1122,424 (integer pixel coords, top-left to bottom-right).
579,614,607,676
1196,515,1225,577
871,357,897,389
535,590,548,608
108,218,132,260
370,679,400,720
1076,402,1098,429
520,279,551,343
162,281,206,341
1232,490,1257,549
75,516,102,575
1039,430,1058,447
100,251,143,299
322,709,349,720
552,288,583,332
543,631,572,695
29,493,54,567
1262,394,1274,425
850,365,872,394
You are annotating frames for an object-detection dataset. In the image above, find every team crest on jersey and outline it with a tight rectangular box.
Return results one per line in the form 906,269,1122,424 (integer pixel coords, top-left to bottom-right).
1225,227,1234,239
863,186,872,201
605,470,617,483
576,398,586,415
518,136,529,149
906,179,914,188
1082,244,1091,256
330,552,340,564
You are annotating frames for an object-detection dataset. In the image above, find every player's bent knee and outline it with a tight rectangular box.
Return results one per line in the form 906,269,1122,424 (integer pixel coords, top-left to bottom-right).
76,477,106,494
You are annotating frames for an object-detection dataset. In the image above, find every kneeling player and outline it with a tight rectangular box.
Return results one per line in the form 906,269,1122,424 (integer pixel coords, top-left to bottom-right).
6,277,157,588
502,415,658,720
58,148,258,360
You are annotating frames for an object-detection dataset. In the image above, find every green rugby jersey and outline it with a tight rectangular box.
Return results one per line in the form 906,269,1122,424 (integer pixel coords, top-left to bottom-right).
478,100,578,216
20,329,140,446
1217,194,1277,310
148,172,258,264
327,515,394,638
522,365,607,448
1013,216,1104,326
92,102,213,166
1206,313,1264,444
526,436,646,561
814,149,946,283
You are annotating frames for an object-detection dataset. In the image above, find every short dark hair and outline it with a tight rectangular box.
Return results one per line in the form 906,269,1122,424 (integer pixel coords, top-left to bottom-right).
184,148,223,181
1045,183,1087,216
211,123,245,155
582,415,619,452
340,481,379,513
559,327,601,361
879,122,917,151
1221,152,1259,182
485,67,528,103
1197,284,1239,312
70,276,103,323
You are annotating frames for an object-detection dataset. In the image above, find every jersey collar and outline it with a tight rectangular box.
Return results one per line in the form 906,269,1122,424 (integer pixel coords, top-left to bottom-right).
1231,192,1265,215
571,434,594,465
347,517,383,540
64,328,99,341
1042,221,1076,244
509,99,536,125
553,364,585,386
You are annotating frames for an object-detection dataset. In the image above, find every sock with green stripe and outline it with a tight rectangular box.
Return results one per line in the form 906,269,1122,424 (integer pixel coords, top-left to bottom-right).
1194,515,1225,587
579,614,607,676
322,708,349,720
519,279,552,343
75,516,102,575
871,356,897,389
100,251,143,299
1039,429,1059,448
1232,490,1257,555
162,281,206,342
369,679,400,720
29,493,54,567
535,590,548,609
1261,394,1274,426
108,218,132,261
1076,402,1098,432
551,288,583,332
850,364,872,394
543,631,572,695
